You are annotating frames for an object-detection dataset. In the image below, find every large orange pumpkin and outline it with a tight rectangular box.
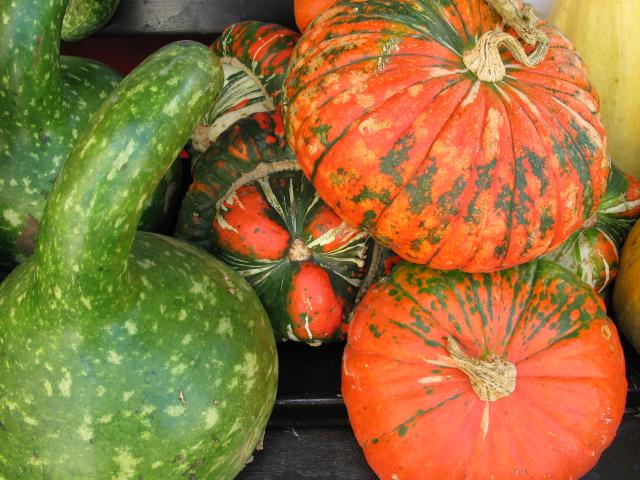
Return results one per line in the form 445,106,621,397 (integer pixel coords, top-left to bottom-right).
285,0,609,272
343,261,626,479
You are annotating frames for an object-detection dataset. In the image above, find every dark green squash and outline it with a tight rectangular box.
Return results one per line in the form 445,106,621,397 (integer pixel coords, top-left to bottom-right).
0,42,277,479
62,0,121,41
0,0,180,277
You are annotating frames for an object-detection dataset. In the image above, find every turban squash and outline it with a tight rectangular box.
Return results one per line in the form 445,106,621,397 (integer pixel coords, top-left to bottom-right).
284,0,609,272
178,22,370,344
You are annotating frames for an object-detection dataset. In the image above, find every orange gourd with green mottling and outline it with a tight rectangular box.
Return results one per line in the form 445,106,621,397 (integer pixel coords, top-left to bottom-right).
294,0,337,31
285,0,609,272
343,260,626,479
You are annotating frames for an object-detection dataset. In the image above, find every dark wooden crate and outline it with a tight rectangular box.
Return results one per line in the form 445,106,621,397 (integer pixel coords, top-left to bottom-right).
65,1,640,477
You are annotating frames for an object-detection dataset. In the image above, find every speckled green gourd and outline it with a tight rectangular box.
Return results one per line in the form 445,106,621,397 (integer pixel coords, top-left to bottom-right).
0,42,278,479
62,0,121,41
0,0,178,277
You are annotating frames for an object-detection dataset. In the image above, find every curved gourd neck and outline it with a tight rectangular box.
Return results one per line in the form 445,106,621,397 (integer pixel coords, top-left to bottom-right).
34,42,223,310
0,0,67,122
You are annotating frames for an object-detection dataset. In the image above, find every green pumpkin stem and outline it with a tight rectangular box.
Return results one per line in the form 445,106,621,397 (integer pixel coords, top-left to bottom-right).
34,42,223,308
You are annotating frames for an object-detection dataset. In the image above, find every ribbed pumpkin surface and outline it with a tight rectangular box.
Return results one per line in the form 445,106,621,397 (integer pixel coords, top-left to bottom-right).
285,0,609,272
343,260,626,479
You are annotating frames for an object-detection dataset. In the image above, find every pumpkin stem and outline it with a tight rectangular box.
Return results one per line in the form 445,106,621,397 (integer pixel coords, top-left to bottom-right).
288,238,313,262
354,241,384,305
215,160,302,213
463,0,549,82
446,336,517,402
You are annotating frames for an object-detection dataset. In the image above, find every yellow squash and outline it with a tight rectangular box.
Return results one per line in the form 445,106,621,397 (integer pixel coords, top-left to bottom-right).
551,0,640,178
613,221,640,354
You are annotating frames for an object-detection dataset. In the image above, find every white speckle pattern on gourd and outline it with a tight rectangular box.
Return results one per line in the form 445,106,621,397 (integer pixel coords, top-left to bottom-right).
62,0,120,41
0,0,180,277
0,0,121,274
0,42,277,479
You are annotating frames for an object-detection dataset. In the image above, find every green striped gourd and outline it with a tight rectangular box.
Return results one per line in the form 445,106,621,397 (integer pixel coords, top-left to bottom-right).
179,22,371,344
178,111,370,344
191,21,299,152
0,42,277,479
0,0,179,277
62,0,121,41
544,166,640,293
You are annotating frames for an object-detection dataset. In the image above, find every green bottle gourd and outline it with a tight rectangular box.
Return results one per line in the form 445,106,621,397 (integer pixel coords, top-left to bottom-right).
62,0,121,41
0,0,179,278
0,42,278,479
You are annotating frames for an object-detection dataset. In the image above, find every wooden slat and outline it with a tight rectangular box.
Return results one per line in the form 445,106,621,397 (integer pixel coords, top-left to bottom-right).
239,415,640,479
101,0,296,35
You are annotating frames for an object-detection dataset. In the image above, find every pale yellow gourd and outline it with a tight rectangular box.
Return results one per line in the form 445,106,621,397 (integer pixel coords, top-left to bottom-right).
551,0,640,178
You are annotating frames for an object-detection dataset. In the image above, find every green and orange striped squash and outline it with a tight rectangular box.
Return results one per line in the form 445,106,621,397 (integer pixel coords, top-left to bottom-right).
191,21,299,152
343,260,626,479
284,0,610,272
180,21,370,345
178,111,370,344
545,165,640,293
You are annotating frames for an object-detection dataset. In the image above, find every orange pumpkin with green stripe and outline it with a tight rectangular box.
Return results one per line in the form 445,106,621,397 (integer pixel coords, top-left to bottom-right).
178,112,369,344
343,260,626,479
284,0,609,272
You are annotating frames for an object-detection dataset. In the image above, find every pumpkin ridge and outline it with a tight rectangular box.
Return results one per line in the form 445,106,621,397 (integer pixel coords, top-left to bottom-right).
367,78,477,234
508,378,621,460
547,111,598,222
513,63,594,98
500,261,539,352
287,50,458,107
384,273,461,346
380,392,466,443
340,75,467,209
346,8,465,55
529,74,605,183
341,341,464,369
487,87,518,266
510,86,567,250
418,87,492,267
308,73,470,184
523,77,603,159
501,92,554,261
506,268,601,364
499,83,564,251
